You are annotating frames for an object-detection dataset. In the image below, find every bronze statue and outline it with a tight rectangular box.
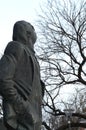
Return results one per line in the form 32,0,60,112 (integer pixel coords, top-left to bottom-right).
0,20,45,130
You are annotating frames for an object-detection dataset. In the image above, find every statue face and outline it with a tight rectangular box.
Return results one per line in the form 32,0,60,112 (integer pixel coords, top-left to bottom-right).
26,23,37,44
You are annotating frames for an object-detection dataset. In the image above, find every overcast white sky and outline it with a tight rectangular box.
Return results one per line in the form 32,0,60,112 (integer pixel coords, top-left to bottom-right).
0,0,44,53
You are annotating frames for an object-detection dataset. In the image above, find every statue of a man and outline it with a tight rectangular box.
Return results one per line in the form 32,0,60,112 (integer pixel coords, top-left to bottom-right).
0,20,45,130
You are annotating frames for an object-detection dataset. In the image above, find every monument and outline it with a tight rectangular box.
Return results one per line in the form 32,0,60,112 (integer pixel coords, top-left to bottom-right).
0,20,45,130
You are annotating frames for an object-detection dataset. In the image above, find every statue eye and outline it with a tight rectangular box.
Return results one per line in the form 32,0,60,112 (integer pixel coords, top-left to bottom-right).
27,31,30,33
27,31,31,35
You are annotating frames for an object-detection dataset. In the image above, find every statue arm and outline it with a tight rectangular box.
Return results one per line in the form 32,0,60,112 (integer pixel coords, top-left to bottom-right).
0,42,30,115
0,42,25,105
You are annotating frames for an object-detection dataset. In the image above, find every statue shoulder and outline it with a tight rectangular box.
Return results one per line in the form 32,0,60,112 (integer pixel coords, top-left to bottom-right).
4,41,24,60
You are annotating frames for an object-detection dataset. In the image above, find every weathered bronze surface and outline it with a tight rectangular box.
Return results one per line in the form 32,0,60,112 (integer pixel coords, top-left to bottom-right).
0,20,45,130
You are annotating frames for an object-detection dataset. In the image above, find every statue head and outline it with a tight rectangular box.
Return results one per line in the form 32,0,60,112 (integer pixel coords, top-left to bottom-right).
12,20,37,46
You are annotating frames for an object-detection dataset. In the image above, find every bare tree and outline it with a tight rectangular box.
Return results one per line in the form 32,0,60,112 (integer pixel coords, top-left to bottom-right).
35,0,86,129
36,0,86,112
42,87,86,130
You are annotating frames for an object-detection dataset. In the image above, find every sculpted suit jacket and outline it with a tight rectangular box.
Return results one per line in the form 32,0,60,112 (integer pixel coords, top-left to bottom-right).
0,41,44,130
